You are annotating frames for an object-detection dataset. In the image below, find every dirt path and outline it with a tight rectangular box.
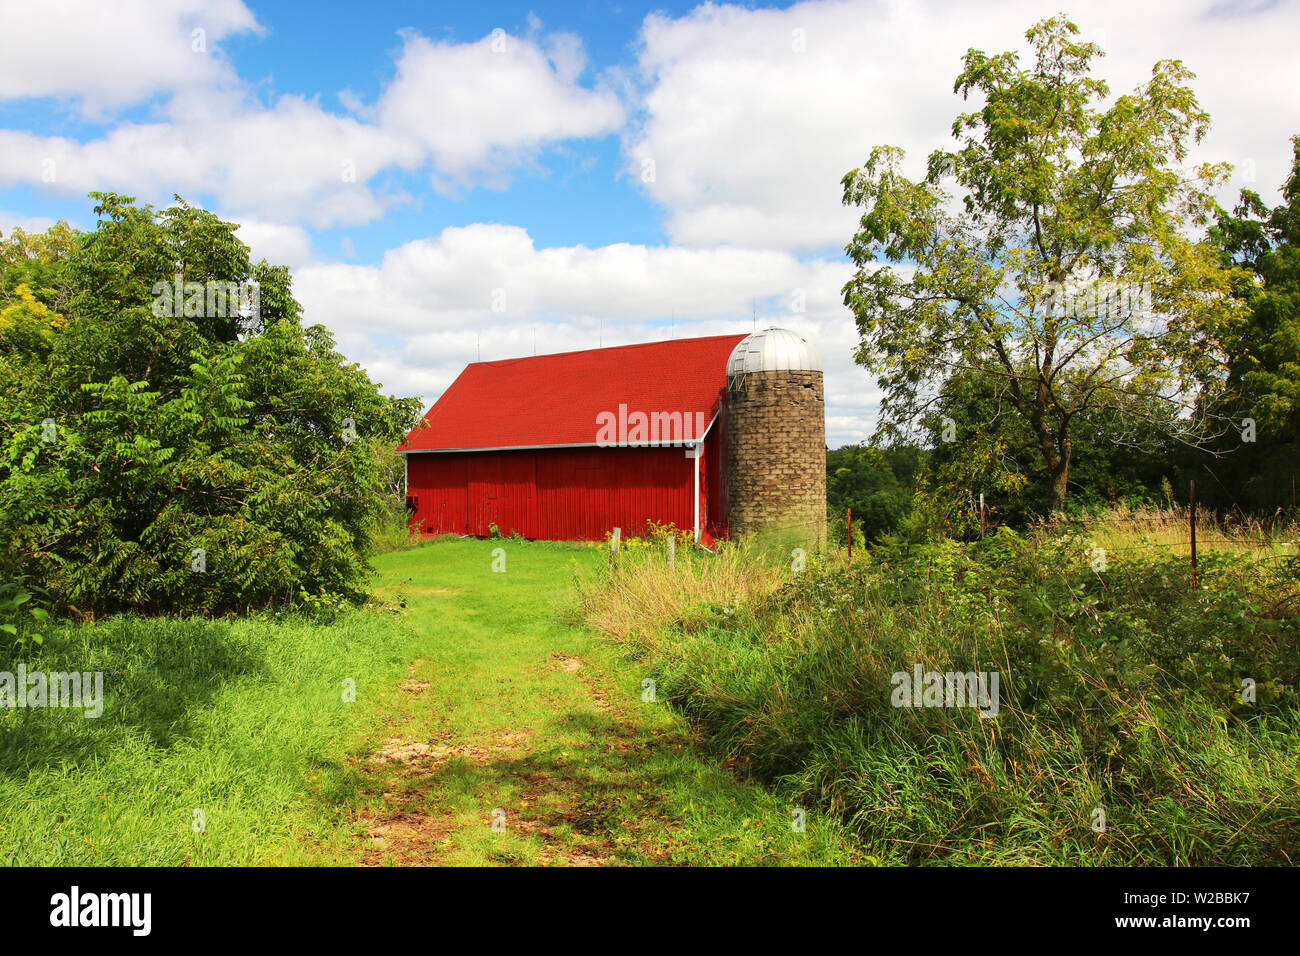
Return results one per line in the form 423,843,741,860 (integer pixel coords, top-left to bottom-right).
349,540,862,867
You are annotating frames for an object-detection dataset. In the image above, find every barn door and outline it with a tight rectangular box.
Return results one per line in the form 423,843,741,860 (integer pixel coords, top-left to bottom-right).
406,454,467,535
467,456,501,536
467,453,536,537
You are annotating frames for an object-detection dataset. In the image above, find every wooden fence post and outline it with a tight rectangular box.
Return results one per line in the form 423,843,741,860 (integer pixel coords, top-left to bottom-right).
1189,481,1198,586
979,493,985,540
667,534,675,569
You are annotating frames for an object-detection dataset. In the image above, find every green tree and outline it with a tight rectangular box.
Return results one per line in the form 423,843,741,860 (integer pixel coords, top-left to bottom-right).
0,194,421,617
1202,135,1300,509
920,366,1179,531
826,443,921,542
0,222,76,357
841,15,1243,513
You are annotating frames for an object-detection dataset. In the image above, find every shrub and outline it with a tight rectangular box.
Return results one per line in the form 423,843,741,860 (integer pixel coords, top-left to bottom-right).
578,514,1300,864
0,195,422,616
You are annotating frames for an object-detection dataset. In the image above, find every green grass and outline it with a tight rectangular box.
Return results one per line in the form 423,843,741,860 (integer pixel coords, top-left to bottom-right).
1066,503,1300,560
353,539,861,865
0,611,416,864
578,522,1300,865
0,538,862,866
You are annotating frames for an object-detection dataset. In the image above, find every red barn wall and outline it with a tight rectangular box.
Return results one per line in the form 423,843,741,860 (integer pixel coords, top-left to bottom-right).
406,444,727,541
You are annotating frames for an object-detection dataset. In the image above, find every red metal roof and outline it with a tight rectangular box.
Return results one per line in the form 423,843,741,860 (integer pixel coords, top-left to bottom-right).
398,333,747,452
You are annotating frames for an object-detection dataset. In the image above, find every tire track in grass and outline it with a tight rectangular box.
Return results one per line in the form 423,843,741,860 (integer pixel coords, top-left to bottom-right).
347,538,864,867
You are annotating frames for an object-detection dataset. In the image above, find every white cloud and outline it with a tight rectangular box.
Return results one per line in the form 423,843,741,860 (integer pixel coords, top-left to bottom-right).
6,0,1296,450
292,224,878,446
0,0,260,116
233,219,313,269
375,31,623,194
627,0,1300,252
0,26,621,225
0,210,56,237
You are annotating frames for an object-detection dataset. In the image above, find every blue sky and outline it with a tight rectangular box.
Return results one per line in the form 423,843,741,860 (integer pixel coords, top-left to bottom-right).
1,0,1298,446
172,0,681,255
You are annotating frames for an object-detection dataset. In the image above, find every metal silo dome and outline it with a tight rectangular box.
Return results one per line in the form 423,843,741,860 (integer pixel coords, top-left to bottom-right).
726,327,822,377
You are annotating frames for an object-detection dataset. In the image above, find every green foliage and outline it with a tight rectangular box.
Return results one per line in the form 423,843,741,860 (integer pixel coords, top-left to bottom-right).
0,194,422,617
0,574,48,645
920,368,1180,530
823,370,1181,541
841,15,1243,512
584,527,1300,864
1199,135,1300,509
826,444,920,542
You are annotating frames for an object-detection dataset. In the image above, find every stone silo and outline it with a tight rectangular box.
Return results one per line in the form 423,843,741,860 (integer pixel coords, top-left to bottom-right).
725,327,826,549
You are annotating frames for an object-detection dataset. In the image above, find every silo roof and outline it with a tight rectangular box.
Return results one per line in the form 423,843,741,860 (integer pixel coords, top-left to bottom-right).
726,327,822,376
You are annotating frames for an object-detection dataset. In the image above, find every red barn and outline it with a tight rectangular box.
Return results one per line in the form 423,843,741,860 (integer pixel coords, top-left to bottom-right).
397,334,747,544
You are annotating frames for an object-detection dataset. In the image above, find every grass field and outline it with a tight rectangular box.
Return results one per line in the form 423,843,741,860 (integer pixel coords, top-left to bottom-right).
579,518,1300,865
1068,504,1299,561
11,510,1289,867
0,537,861,866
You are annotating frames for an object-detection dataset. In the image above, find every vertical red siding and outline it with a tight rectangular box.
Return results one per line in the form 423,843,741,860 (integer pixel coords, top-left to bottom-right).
406,446,702,541
407,455,468,534
468,453,536,534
